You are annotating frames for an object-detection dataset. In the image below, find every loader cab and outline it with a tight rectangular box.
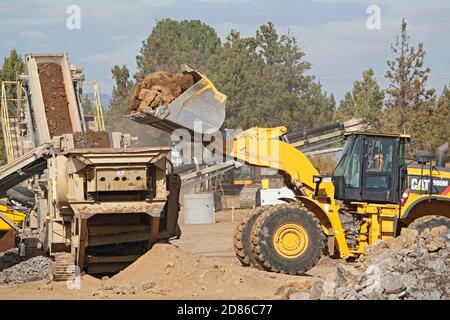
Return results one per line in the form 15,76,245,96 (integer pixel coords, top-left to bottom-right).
332,133,409,204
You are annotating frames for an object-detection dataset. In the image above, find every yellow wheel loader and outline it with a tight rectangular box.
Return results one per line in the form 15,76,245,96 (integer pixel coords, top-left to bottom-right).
229,128,449,274
127,66,450,275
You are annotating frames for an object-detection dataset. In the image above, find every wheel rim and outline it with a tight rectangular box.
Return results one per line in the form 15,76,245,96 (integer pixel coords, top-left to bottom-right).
273,223,308,258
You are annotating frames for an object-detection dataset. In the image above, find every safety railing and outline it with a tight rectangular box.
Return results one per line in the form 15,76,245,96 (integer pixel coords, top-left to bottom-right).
81,81,106,132
0,81,23,163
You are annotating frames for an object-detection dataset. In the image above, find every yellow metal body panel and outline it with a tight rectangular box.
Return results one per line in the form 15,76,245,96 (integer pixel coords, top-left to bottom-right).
353,203,400,253
261,178,269,190
399,165,450,219
189,66,227,104
233,179,253,186
0,202,26,232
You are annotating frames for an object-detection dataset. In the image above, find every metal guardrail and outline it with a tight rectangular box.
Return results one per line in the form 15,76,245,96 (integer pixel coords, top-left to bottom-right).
82,81,106,132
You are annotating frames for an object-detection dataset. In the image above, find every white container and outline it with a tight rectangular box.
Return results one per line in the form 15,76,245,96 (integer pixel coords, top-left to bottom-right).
183,193,215,224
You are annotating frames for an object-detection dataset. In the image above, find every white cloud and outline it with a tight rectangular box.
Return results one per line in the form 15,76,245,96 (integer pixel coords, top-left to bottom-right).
18,30,48,43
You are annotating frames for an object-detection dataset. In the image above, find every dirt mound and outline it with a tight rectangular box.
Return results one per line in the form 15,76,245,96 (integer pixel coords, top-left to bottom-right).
73,131,110,148
37,62,73,137
288,220,450,300
106,243,298,299
126,71,195,115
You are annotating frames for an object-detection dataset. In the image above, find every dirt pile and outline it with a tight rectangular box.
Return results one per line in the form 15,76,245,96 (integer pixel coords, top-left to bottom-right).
126,71,195,115
100,243,297,299
288,220,450,300
73,130,110,148
37,62,73,137
0,255,53,284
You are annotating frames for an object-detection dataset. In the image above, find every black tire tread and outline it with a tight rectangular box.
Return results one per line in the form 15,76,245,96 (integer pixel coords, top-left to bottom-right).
233,206,269,267
251,204,326,275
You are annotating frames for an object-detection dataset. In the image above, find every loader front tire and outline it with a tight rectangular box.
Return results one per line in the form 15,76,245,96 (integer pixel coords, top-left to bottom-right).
251,205,325,275
234,206,269,267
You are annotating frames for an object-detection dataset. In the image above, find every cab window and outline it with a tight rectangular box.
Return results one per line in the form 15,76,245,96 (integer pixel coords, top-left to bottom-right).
366,137,394,173
364,137,394,189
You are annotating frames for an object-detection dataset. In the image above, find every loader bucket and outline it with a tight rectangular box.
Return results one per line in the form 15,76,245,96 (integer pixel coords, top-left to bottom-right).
126,65,226,134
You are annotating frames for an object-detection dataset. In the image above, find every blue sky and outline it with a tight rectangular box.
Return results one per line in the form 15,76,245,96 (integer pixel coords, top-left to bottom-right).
1,0,449,102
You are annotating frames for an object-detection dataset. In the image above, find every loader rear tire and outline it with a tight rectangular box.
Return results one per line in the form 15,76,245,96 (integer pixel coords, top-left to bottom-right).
251,204,325,275
233,206,269,267
408,215,450,234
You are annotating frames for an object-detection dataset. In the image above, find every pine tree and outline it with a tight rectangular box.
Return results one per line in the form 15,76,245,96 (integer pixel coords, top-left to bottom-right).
204,29,264,129
334,68,384,128
430,84,450,151
107,65,134,130
384,19,435,154
0,49,25,83
135,19,221,80
205,23,334,132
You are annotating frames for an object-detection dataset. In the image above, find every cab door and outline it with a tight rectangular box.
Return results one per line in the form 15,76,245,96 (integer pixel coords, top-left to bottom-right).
361,136,399,203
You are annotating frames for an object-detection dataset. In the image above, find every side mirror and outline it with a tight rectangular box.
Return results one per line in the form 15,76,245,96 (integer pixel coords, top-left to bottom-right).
313,175,323,199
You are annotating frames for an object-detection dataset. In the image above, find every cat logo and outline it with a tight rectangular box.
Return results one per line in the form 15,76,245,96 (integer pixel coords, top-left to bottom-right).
410,178,428,191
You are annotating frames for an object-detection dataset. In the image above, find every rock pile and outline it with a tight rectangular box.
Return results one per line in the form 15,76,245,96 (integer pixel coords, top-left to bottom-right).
0,255,54,284
290,220,450,300
126,71,196,114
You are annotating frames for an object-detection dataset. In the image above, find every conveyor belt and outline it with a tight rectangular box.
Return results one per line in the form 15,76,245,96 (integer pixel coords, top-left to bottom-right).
0,144,50,196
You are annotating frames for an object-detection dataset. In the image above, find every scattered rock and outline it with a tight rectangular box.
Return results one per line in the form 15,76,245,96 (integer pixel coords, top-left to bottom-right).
309,281,325,300
425,238,445,253
381,275,404,294
276,280,313,300
336,264,359,288
115,282,136,295
141,280,156,291
429,226,448,237
289,292,310,300
0,255,53,283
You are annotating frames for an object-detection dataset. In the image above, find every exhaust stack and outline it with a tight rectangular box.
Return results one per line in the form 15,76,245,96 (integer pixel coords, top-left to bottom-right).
436,142,449,167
